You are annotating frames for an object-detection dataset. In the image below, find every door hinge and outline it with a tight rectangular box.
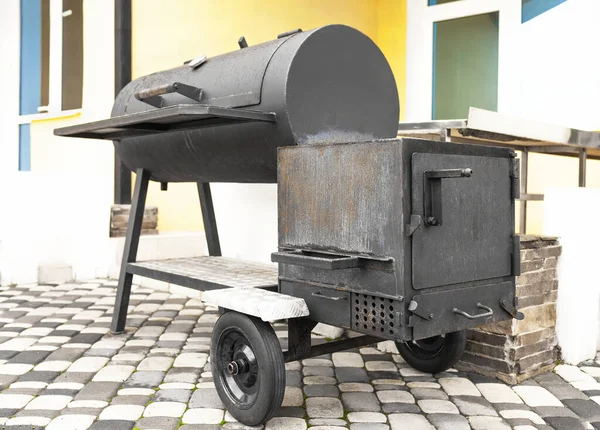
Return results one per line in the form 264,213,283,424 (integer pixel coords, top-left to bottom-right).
408,300,434,322
512,234,521,276
510,157,520,199
500,296,524,320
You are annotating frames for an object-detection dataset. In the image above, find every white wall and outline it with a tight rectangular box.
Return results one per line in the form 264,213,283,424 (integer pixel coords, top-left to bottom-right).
406,0,600,128
544,188,600,364
212,184,278,265
0,0,20,173
0,0,117,285
517,0,600,130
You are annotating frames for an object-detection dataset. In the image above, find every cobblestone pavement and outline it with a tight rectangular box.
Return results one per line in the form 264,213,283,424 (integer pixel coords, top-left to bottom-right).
0,281,599,430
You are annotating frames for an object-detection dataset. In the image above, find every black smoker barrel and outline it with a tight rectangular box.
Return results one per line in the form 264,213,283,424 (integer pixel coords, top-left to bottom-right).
107,25,398,183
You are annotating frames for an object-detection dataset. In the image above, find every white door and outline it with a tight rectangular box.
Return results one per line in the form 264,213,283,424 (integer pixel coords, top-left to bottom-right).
405,0,522,121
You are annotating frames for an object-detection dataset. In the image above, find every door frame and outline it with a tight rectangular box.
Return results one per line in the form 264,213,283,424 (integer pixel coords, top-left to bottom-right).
405,0,522,121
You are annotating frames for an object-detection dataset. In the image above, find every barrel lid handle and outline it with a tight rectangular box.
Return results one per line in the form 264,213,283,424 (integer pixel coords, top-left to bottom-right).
277,28,302,39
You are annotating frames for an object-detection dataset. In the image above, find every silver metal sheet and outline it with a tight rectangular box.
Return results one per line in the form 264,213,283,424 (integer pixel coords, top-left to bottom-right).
130,256,278,289
203,287,309,322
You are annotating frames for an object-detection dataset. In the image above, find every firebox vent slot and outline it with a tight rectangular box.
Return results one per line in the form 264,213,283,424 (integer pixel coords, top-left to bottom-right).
352,293,396,336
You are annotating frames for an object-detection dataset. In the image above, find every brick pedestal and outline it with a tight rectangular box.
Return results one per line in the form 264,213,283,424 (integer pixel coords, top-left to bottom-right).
110,204,159,237
456,235,561,384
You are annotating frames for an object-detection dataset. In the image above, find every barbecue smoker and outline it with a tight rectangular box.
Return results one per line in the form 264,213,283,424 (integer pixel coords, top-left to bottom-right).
56,24,522,425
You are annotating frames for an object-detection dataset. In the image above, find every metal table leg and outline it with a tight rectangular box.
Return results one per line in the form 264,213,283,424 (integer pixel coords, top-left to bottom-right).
198,182,221,256
111,168,150,334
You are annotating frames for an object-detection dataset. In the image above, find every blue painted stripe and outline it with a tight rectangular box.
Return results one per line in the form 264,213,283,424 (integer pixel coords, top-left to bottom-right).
431,22,438,120
522,0,568,23
19,124,32,171
20,0,42,115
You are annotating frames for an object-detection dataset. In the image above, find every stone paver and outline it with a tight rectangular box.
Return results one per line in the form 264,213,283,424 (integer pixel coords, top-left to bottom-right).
513,385,563,407
182,407,224,424
0,280,599,429
439,377,480,396
306,397,343,418
469,416,511,429
389,413,434,429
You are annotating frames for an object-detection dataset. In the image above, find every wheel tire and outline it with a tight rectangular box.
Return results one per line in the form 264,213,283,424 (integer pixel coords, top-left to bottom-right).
211,311,285,426
395,330,467,374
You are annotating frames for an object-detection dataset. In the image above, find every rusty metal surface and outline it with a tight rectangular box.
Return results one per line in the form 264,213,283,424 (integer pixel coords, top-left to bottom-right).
278,140,403,258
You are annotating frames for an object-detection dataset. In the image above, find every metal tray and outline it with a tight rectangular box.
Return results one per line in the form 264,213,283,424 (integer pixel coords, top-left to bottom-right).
54,104,277,140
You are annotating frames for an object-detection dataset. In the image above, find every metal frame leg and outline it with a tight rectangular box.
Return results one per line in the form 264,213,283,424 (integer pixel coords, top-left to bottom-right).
198,182,221,256
111,168,150,334
283,318,380,362
519,149,529,235
284,318,317,362
579,149,587,187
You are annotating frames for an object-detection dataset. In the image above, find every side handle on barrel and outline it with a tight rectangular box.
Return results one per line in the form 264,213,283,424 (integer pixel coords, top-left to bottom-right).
423,168,473,226
135,82,203,108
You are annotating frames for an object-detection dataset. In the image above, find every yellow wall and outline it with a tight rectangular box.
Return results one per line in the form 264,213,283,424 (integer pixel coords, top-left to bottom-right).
131,0,407,232
376,0,407,121
522,153,600,235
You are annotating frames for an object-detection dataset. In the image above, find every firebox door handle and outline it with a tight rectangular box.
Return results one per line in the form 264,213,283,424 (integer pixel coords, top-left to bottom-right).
453,303,493,320
423,168,473,226
311,291,346,301
135,82,204,108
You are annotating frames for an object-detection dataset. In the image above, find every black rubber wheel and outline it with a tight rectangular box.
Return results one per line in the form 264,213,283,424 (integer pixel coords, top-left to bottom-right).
395,330,467,374
211,311,285,426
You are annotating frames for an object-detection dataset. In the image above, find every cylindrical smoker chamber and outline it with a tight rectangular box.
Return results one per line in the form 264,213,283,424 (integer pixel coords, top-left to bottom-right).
110,25,399,183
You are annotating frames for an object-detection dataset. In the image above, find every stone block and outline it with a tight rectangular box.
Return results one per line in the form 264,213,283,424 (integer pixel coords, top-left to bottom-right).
543,257,558,269
520,245,561,261
515,303,556,333
513,327,555,348
457,237,560,384
467,330,507,347
110,205,159,237
466,341,506,361
477,319,515,336
38,264,73,284
458,351,512,374
517,349,558,373
544,290,558,304
516,281,557,298
509,336,558,360
518,295,545,308
520,259,544,273
517,269,557,286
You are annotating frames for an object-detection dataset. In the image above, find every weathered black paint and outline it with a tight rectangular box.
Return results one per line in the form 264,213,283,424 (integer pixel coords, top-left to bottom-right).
277,138,518,341
107,25,399,183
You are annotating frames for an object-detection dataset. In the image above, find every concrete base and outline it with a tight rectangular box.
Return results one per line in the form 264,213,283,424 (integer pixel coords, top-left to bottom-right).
544,187,600,364
38,263,73,284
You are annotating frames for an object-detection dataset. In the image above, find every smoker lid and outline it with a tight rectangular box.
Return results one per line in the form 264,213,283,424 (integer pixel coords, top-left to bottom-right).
54,104,277,140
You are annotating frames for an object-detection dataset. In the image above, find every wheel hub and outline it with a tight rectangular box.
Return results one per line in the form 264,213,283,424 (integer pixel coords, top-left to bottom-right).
227,358,250,375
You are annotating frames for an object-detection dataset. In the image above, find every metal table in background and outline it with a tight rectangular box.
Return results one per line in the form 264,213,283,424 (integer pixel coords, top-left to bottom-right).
397,108,600,234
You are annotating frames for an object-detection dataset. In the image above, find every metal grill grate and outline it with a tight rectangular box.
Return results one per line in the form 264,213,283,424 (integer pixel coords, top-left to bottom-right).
352,293,397,336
